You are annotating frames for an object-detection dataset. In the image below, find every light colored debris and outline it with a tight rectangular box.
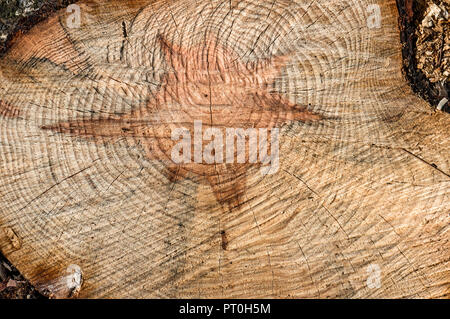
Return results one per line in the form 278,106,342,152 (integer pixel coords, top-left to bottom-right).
437,97,448,110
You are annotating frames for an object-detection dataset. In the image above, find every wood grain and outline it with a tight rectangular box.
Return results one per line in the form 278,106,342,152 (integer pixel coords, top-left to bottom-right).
0,0,448,298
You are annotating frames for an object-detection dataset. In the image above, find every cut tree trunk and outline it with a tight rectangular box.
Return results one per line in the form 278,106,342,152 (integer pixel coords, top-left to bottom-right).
0,0,448,298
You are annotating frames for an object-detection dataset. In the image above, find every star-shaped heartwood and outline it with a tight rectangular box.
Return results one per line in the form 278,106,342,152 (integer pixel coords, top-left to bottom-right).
43,35,321,209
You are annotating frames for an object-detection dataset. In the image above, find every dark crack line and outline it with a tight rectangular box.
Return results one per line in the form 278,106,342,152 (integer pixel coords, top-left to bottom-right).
282,169,350,239
402,148,450,178
17,160,98,213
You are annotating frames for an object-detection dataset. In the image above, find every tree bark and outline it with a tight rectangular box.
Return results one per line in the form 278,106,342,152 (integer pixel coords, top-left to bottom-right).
0,0,448,298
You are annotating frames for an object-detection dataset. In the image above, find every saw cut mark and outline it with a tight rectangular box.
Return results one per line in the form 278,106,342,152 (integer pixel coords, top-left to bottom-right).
42,35,321,209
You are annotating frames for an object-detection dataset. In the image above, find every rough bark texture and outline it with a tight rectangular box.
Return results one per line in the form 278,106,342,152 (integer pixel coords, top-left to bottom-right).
397,0,449,111
0,0,77,54
0,0,449,298
0,253,43,299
